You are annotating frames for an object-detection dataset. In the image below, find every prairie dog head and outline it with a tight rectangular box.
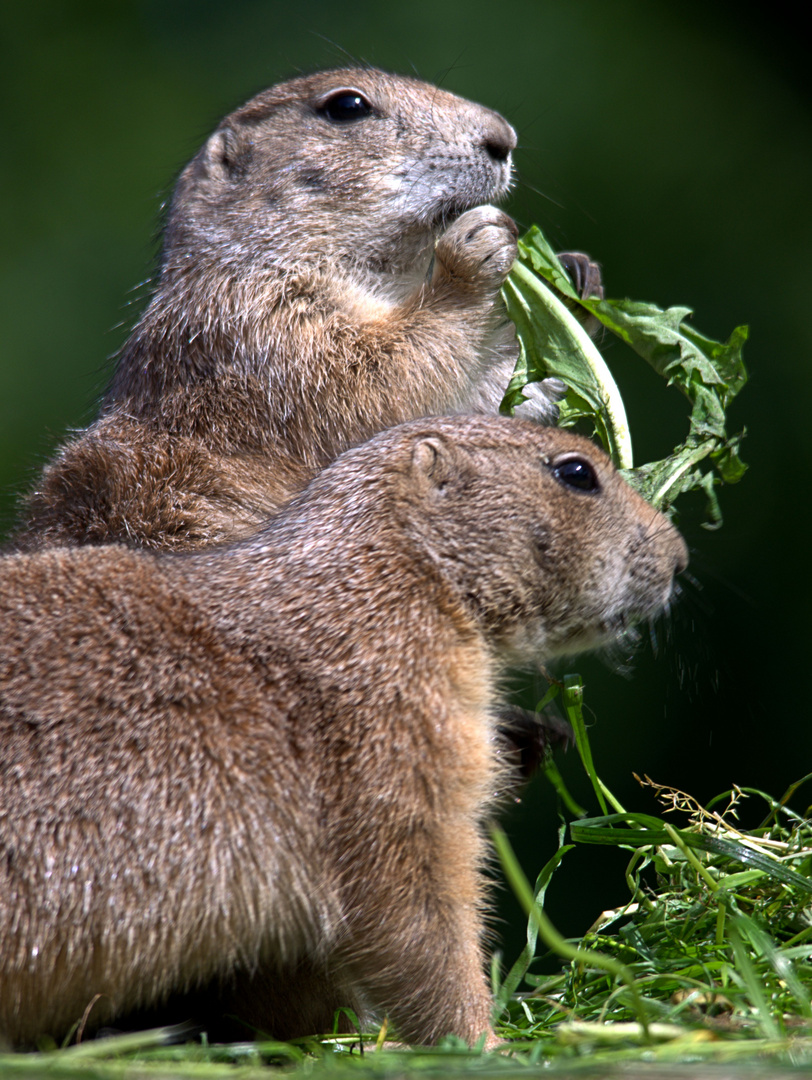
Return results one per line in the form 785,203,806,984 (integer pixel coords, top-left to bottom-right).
163,68,516,281
301,416,688,665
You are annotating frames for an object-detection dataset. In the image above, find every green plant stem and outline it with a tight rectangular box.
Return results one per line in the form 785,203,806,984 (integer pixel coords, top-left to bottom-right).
503,262,633,469
663,823,719,892
563,675,626,815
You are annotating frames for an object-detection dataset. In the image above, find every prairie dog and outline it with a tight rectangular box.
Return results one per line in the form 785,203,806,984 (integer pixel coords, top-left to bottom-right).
13,67,599,553
0,416,687,1048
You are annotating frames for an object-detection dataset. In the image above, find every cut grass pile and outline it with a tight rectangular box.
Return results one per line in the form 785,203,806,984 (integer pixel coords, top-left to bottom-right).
489,676,812,1068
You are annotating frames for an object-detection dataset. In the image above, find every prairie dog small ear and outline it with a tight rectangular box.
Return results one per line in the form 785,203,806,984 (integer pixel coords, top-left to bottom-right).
411,436,456,493
201,126,251,181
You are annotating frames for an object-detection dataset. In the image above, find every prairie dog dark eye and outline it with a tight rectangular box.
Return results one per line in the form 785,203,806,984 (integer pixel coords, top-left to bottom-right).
318,90,373,123
551,457,599,493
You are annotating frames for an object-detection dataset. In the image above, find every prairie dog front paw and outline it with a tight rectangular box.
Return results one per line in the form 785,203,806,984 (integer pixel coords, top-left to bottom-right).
557,252,604,301
433,206,518,290
556,251,604,338
514,378,566,424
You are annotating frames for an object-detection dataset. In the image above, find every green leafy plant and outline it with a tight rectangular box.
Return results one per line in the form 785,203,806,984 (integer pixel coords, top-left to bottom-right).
502,226,749,526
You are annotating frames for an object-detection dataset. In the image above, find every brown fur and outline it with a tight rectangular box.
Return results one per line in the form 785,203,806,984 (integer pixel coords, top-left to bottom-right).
12,67,599,553
0,416,687,1048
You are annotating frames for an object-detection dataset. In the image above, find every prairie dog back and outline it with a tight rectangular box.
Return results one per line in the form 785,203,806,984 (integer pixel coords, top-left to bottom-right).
0,417,687,1048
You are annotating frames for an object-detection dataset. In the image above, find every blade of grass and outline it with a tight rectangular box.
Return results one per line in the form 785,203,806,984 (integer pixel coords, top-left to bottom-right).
541,758,588,818
563,675,625,815
490,823,651,1037
733,910,812,1019
725,917,781,1041
494,836,574,1013
569,814,812,893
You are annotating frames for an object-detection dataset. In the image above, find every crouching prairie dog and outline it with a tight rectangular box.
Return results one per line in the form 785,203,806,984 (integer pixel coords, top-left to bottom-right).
13,67,601,553
0,416,687,1049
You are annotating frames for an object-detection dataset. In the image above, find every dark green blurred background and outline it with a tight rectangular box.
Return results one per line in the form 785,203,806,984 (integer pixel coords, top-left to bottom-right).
2,3,810,964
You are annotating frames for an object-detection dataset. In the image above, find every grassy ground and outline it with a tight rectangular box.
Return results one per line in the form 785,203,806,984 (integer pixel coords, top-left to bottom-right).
2,678,810,1079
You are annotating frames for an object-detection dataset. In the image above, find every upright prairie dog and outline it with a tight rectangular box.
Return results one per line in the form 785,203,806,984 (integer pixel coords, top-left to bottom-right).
13,67,600,553
0,416,688,1049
